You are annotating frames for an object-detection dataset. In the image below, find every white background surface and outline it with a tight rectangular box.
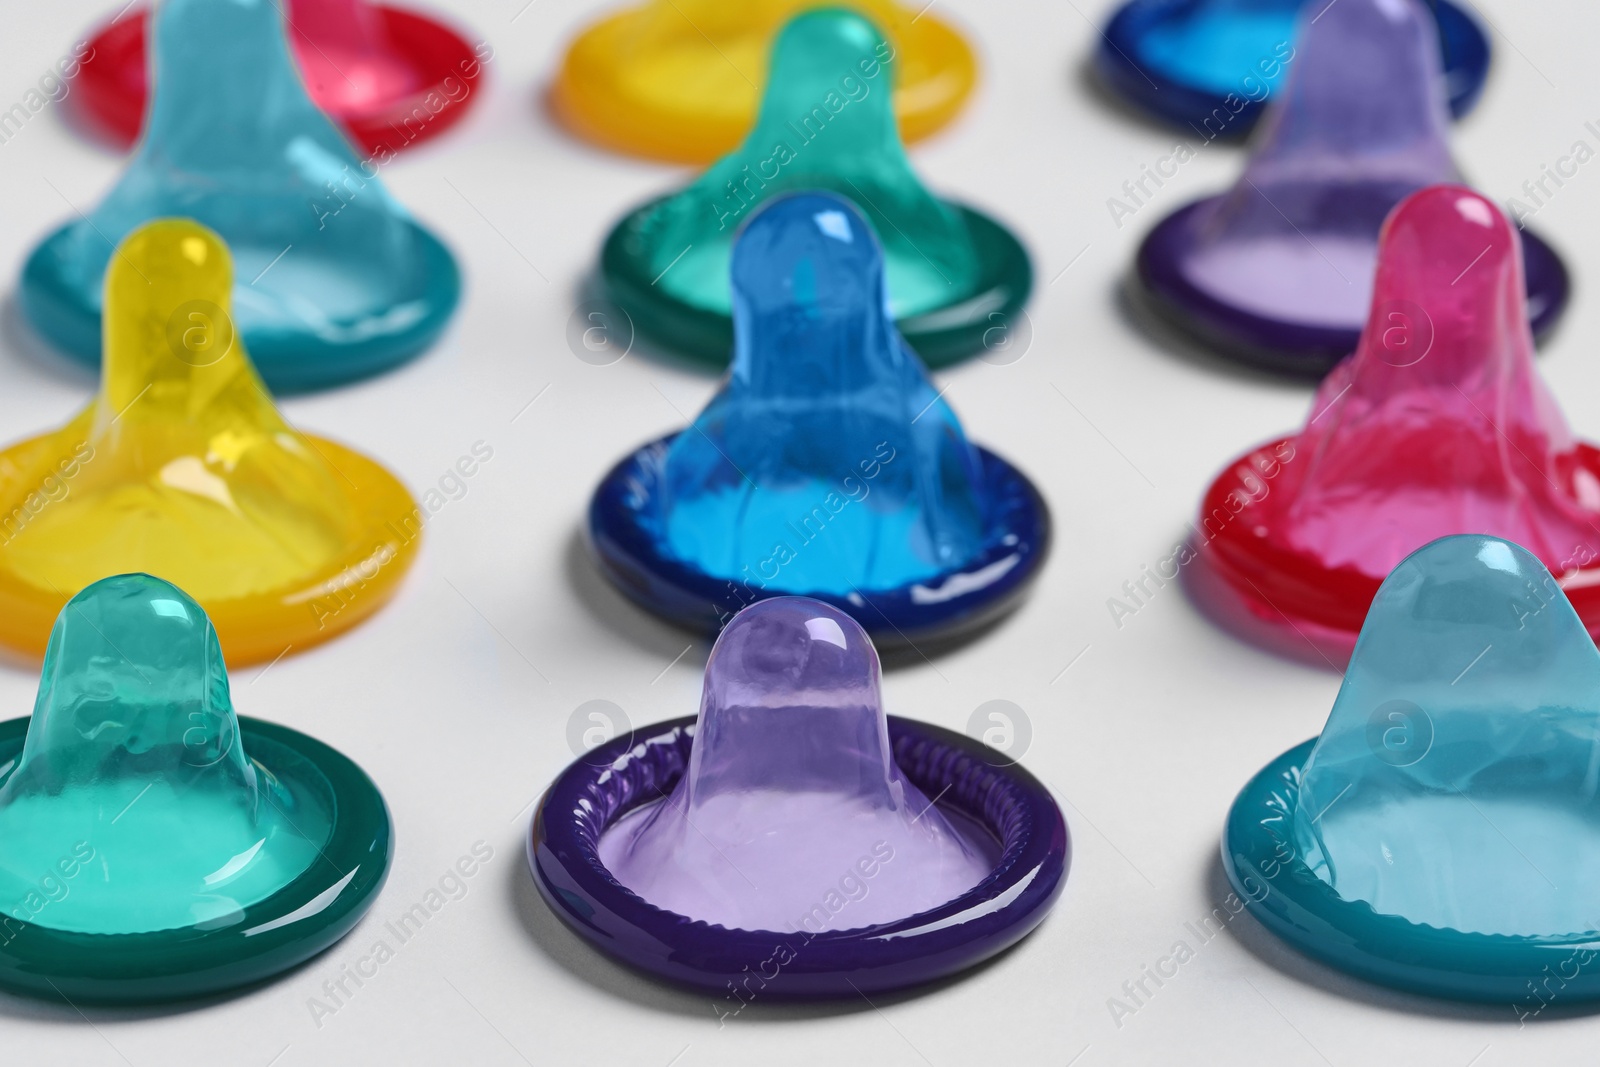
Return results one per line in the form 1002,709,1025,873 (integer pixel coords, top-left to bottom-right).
1,0,1597,1063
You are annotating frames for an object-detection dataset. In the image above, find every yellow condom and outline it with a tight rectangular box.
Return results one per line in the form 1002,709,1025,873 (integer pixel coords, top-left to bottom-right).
553,0,977,163
0,219,421,665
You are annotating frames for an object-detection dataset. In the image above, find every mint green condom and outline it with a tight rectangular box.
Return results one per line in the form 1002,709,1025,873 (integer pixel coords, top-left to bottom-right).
601,7,1032,368
0,574,391,1003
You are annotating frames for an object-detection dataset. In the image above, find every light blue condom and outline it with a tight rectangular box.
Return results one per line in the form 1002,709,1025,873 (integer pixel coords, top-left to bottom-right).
21,0,459,393
1225,534,1600,1001
659,191,985,595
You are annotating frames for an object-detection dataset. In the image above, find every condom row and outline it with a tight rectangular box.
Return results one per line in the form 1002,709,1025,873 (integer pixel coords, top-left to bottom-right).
71,0,483,156
1188,185,1600,667
1096,0,1489,135
1132,0,1565,375
1225,534,1600,1001
554,0,976,163
591,191,1050,648
27,0,460,393
532,597,1068,996
0,218,421,665
0,574,390,1002
599,8,1031,369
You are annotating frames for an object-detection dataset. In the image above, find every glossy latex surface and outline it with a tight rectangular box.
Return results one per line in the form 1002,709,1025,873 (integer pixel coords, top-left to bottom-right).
0,575,392,1003
1223,536,1600,1001
601,598,991,930
1096,0,1489,133
1297,537,1600,936
591,194,1049,644
657,193,984,595
73,0,483,156
1184,0,1457,329
553,0,975,163
0,576,325,935
27,0,459,392
1195,186,1600,653
600,9,1030,367
1135,0,1564,371
0,220,421,665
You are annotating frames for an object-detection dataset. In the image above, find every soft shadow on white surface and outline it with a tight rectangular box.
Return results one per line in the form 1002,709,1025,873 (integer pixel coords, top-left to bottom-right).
1113,273,1322,391
562,524,711,667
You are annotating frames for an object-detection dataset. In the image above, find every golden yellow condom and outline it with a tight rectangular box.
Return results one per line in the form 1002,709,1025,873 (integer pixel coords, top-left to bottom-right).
0,220,421,665
553,0,977,163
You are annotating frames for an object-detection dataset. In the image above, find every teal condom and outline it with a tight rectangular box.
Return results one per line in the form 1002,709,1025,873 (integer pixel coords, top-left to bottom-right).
1225,535,1600,1001
0,574,391,1003
601,7,1031,368
20,0,459,393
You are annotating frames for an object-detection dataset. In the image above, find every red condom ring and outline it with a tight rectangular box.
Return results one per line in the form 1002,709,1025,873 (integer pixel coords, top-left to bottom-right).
1189,184,1600,668
70,0,484,157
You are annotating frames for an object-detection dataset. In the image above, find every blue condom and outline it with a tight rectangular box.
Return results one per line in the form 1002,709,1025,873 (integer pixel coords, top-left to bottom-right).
21,0,459,393
590,192,1049,648
1225,535,1600,1002
1095,0,1489,135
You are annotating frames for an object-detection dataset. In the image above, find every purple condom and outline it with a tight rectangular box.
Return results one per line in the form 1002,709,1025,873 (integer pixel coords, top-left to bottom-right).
1137,0,1568,374
600,597,992,931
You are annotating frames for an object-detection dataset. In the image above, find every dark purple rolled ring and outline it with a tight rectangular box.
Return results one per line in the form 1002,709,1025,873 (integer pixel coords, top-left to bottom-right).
587,434,1052,649
1135,195,1571,377
529,715,1069,999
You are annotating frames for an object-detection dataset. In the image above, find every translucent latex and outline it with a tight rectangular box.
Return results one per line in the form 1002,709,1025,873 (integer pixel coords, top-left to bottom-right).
0,575,329,935
1225,186,1600,582
625,9,977,321
1134,0,1301,98
1183,0,1458,329
656,193,985,594
0,219,420,663
553,0,975,163
600,598,991,931
27,0,458,391
1292,536,1600,937
72,0,482,156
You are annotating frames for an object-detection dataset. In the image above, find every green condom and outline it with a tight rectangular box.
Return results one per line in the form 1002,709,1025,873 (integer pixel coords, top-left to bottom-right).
0,573,391,1003
601,7,1031,368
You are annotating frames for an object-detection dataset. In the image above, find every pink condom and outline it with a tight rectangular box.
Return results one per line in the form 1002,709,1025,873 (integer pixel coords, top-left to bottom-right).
1194,185,1600,663
600,597,992,932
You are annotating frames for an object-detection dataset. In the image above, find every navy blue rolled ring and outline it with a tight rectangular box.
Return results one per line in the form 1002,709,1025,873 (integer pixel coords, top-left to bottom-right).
1224,739,1600,1002
588,434,1052,648
1094,0,1490,136
530,715,1069,998
1133,198,1571,377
